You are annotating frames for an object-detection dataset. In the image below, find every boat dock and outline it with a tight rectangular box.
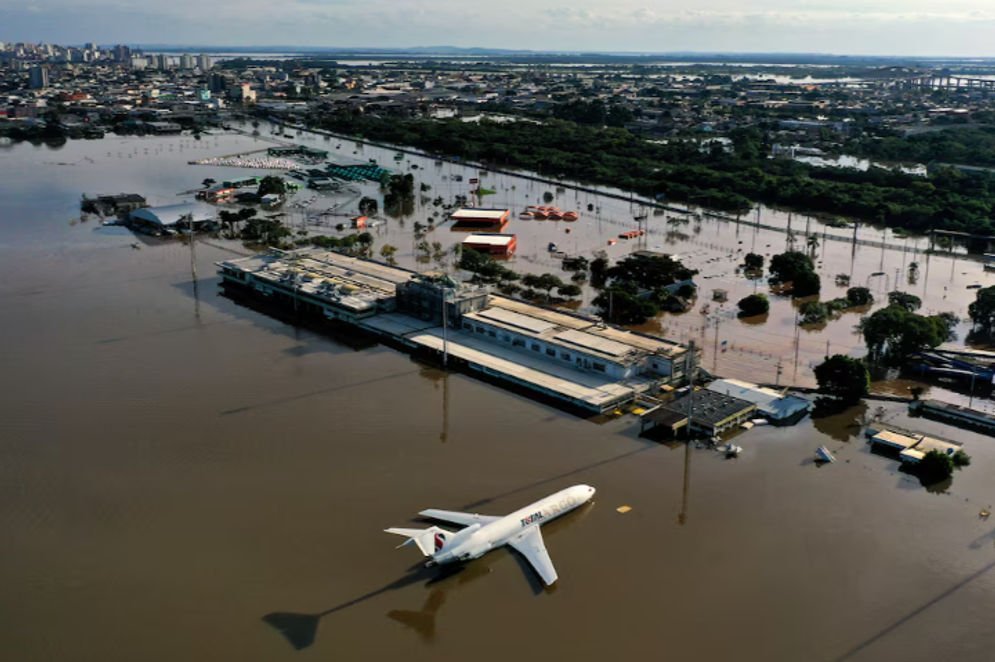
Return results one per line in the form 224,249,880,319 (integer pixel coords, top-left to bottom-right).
217,248,695,414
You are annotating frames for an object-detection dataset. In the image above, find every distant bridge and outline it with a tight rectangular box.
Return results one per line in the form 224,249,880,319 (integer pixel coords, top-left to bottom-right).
894,75,995,91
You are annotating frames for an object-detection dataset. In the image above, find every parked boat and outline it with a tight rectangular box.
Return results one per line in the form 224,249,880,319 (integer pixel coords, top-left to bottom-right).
519,211,534,220
815,445,836,463
562,211,579,221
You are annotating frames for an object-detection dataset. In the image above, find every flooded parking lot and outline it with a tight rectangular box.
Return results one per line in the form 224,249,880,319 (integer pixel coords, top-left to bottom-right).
2,131,995,661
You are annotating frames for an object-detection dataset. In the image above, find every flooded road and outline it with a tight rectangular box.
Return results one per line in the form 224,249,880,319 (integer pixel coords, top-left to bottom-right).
2,133,995,661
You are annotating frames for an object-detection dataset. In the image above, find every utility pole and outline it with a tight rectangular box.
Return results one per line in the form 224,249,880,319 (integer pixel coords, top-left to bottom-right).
793,310,801,380
187,213,200,320
440,370,450,443
712,315,720,372
776,359,783,387
441,284,449,368
678,437,691,526
685,340,697,440
186,213,197,281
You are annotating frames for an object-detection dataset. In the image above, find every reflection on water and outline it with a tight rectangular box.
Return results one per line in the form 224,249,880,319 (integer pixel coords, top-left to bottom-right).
811,401,868,442
265,503,592,650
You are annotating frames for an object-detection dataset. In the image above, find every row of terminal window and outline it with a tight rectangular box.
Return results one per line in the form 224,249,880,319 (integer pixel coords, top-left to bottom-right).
463,321,606,372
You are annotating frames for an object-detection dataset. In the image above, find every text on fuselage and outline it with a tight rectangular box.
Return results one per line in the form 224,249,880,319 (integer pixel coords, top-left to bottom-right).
520,511,544,527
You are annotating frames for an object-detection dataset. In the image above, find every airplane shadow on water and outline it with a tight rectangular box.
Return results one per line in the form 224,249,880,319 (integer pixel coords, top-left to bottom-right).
262,503,593,650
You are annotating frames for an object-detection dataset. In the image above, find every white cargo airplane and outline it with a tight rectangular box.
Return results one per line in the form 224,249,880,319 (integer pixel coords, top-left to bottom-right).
386,484,595,586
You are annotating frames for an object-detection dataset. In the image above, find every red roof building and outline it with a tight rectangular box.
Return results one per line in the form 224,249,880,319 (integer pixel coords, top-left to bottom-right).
450,207,510,228
462,233,517,256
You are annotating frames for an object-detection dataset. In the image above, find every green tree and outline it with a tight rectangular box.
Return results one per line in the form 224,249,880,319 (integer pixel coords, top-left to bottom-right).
522,273,565,300
590,257,609,287
799,300,829,325
459,249,519,284
593,286,658,324
359,196,378,215
769,251,819,296
606,254,697,290
257,175,286,197
846,287,874,306
887,291,922,312
968,285,995,337
557,284,582,298
241,217,290,246
218,210,241,237
860,305,948,363
814,355,869,405
379,244,398,265
791,269,822,297
743,253,764,271
953,449,971,467
917,449,955,484
737,293,769,317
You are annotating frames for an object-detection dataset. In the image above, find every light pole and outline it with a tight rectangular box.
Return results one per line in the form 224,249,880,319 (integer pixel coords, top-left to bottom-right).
441,284,449,368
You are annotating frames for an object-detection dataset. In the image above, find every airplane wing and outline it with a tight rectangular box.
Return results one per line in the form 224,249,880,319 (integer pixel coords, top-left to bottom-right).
508,527,558,586
418,509,501,527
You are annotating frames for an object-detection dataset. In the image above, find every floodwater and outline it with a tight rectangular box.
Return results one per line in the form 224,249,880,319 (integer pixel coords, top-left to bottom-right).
795,153,928,177
257,122,995,395
3,133,995,661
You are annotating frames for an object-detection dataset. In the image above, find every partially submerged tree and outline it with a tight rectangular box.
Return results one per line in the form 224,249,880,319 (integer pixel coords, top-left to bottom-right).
769,251,820,297
861,305,955,363
379,244,398,265
968,285,995,338
257,175,287,197
593,285,658,325
590,256,609,288
359,196,378,215
814,354,869,405
743,252,764,271
737,293,769,317
846,286,873,307
887,290,922,312
917,449,956,484
799,300,829,325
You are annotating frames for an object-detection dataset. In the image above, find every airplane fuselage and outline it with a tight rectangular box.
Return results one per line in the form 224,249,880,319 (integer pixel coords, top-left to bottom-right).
429,484,595,566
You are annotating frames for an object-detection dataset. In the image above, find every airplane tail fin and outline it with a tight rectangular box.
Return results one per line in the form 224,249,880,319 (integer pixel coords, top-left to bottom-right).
384,526,450,557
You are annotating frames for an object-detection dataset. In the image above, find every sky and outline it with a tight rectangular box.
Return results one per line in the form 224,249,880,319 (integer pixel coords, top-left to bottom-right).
2,0,994,57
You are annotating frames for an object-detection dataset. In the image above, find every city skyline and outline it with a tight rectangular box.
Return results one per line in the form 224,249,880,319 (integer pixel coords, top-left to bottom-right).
2,0,995,57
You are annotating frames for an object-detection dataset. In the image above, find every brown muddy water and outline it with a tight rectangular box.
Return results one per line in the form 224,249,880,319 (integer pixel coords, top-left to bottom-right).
249,122,995,393
2,134,995,661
